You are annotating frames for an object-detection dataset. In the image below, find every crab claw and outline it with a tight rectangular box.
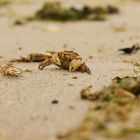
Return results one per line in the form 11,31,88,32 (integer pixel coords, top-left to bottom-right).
84,65,91,75
69,59,83,72
52,53,61,66
79,62,91,74
38,59,52,70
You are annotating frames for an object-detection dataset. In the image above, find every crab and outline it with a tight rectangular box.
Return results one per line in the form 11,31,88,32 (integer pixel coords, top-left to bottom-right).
38,51,91,74
0,64,22,77
10,52,56,62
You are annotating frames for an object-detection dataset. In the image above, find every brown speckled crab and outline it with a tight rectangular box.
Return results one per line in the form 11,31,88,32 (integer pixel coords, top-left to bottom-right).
11,51,91,74
38,51,91,74
0,64,22,77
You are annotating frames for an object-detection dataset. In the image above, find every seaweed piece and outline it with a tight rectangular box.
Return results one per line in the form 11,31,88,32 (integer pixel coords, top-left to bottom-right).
33,2,119,21
58,76,140,140
81,76,140,100
35,2,81,21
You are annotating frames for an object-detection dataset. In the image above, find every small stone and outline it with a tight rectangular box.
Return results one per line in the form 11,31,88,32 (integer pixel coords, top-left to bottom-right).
18,47,22,50
69,105,75,110
88,55,93,59
14,20,25,26
68,83,74,87
72,76,77,79
51,100,59,104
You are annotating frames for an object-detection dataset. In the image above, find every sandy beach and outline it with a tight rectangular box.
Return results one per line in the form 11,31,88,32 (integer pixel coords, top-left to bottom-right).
0,0,140,140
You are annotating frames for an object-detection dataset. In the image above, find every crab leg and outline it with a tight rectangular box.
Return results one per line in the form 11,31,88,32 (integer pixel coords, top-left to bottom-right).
10,53,49,63
10,56,31,62
78,62,91,74
38,59,52,70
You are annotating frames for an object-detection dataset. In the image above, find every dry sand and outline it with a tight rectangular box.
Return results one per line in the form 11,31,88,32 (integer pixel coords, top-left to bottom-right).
0,0,140,140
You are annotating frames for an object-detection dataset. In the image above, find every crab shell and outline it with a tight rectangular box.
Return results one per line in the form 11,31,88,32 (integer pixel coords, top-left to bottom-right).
38,51,91,74
0,65,22,76
50,51,82,70
49,51,91,74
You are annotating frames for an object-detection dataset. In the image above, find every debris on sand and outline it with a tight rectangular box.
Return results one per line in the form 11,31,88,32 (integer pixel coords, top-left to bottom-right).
119,43,140,55
51,100,59,104
134,66,140,76
32,2,119,22
80,85,93,99
11,51,91,74
81,76,140,100
38,51,91,74
0,64,22,77
112,26,126,32
58,76,140,139
14,19,25,26
23,69,32,73
88,55,94,59
72,76,77,79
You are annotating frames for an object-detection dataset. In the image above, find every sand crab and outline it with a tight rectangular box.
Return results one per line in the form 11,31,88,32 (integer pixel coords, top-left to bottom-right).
38,51,91,74
10,52,56,62
0,64,22,77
